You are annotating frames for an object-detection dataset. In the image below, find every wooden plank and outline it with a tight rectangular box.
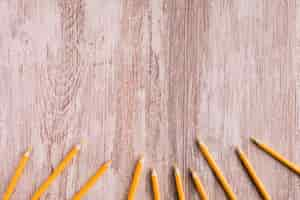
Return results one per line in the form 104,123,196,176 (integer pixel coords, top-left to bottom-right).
0,0,298,199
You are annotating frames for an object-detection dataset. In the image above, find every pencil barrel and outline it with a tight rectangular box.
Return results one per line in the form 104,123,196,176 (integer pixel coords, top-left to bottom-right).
72,160,111,200
3,150,31,200
31,145,80,200
190,169,209,200
197,141,237,200
251,137,300,175
174,167,185,200
127,157,144,200
237,149,271,200
151,170,160,200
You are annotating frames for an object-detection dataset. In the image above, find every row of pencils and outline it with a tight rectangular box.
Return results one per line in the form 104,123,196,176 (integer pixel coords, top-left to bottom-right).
2,137,300,200
133,137,300,200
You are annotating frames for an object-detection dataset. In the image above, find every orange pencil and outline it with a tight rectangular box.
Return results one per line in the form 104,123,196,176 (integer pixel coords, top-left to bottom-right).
237,148,271,200
190,168,209,200
3,148,31,200
251,137,300,175
127,157,144,200
197,139,237,200
72,160,112,200
174,166,185,200
151,169,161,200
31,144,80,200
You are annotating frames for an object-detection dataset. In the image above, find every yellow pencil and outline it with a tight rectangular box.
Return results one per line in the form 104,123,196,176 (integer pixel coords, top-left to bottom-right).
3,148,32,200
128,156,144,200
174,166,185,200
72,160,112,200
236,148,271,200
190,168,209,200
196,139,237,200
251,137,300,175
31,144,80,200
151,169,161,200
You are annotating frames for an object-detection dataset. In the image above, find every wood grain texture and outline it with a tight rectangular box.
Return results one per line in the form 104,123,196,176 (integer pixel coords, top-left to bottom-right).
0,0,298,199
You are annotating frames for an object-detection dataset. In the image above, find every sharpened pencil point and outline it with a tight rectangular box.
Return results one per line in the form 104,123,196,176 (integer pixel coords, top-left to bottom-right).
196,137,201,146
189,168,196,177
75,144,81,150
250,137,260,145
24,147,32,157
174,166,180,175
235,147,242,154
139,156,145,164
151,169,157,177
196,138,206,147
105,160,112,167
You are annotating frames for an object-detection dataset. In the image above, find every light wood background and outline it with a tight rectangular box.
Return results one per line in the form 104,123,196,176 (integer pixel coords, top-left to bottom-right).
0,0,299,199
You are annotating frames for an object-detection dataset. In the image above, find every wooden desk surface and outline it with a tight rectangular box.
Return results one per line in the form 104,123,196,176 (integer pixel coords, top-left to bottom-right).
0,0,299,199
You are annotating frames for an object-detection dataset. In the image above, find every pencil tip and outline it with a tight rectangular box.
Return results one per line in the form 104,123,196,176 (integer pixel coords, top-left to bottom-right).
139,156,145,163
189,169,197,178
235,147,242,154
75,144,81,150
174,166,180,175
197,137,206,144
151,169,157,176
188,168,194,174
250,137,260,145
106,160,112,166
25,147,32,157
